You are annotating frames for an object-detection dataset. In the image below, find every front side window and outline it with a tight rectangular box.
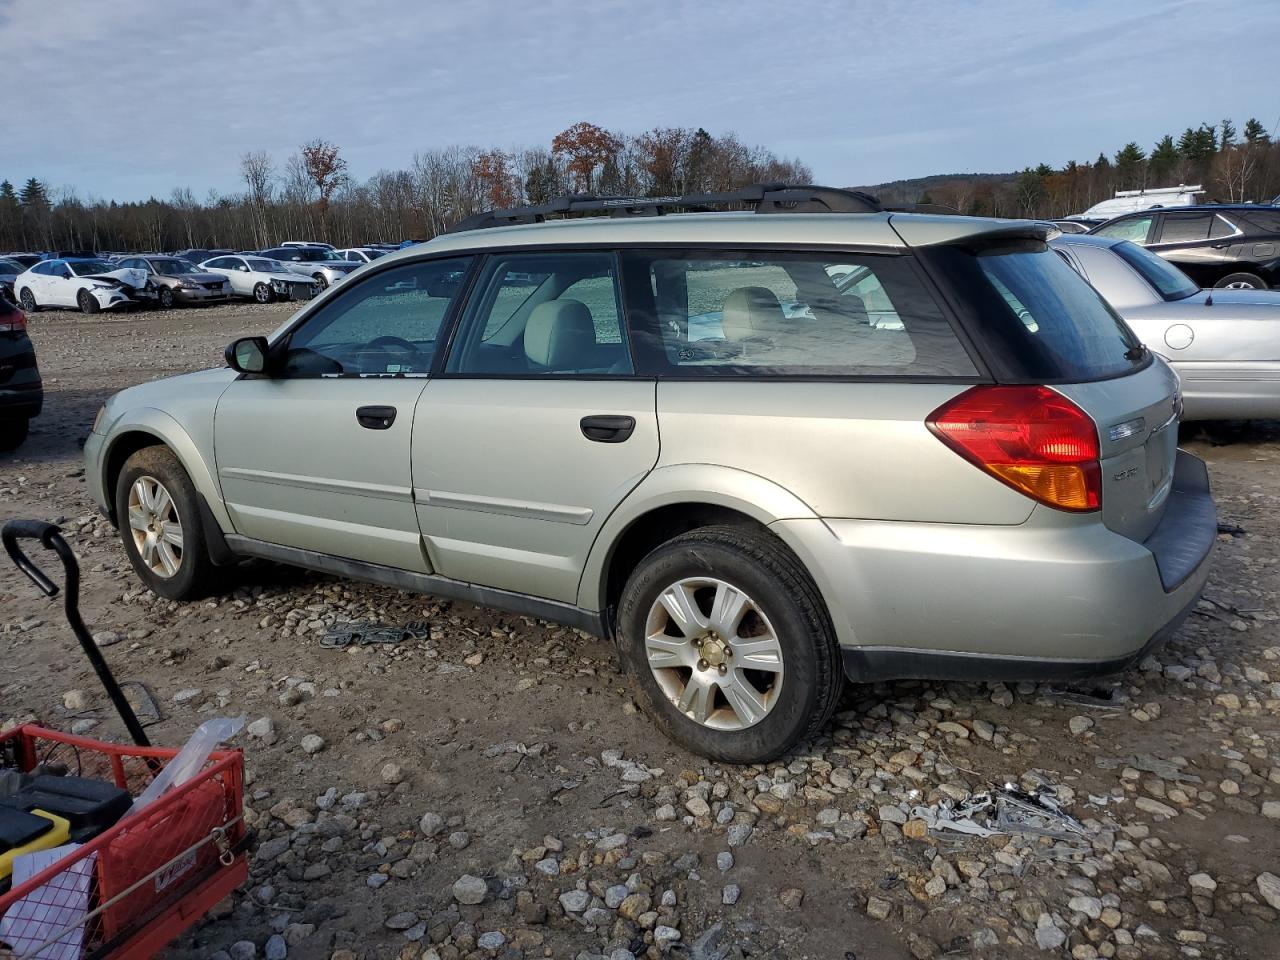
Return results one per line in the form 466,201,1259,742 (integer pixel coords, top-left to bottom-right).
1158,213,1213,243
624,250,976,378
283,257,472,377
447,251,631,375
1093,215,1154,243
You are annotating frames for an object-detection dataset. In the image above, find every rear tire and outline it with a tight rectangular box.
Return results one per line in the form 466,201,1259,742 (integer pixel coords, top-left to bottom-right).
0,418,29,451
115,446,221,600
1214,272,1267,290
615,524,842,763
19,288,37,312
77,289,100,314
253,282,274,304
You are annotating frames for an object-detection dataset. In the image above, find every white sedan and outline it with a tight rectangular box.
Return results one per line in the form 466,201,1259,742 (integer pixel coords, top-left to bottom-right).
199,255,320,303
15,258,157,314
335,247,391,264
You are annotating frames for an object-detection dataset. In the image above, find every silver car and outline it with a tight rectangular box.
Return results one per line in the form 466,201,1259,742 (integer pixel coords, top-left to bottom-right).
84,188,1216,762
259,246,360,289
1052,233,1280,420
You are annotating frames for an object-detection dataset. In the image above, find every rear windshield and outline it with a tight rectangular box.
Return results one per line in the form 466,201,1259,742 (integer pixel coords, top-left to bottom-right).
922,241,1146,382
1111,240,1199,301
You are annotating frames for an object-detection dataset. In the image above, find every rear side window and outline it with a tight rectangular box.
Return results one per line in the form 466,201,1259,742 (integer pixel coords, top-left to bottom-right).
921,242,1146,382
1111,240,1199,301
1094,216,1153,243
622,250,977,378
1158,213,1213,243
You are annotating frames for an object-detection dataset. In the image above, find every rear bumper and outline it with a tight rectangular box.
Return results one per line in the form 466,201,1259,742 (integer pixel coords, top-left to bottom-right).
0,377,42,420
775,451,1216,683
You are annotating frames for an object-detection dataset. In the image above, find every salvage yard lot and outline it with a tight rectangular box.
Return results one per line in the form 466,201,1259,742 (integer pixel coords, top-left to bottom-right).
2,304,1279,960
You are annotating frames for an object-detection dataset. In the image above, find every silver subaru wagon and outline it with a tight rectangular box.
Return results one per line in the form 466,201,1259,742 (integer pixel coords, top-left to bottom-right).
84,186,1216,763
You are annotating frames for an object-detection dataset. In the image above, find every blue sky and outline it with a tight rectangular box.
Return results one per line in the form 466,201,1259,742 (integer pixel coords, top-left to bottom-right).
3,0,1276,201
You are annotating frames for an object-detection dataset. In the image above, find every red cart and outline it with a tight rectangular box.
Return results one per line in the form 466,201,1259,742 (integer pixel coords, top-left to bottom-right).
1,521,249,958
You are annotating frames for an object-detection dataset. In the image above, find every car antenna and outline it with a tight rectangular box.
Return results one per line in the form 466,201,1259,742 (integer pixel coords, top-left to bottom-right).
1204,288,1213,306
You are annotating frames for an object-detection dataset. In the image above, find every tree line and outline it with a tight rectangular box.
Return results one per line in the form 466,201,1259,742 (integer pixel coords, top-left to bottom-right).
0,124,811,254
895,117,1278,218
3,115,1277,254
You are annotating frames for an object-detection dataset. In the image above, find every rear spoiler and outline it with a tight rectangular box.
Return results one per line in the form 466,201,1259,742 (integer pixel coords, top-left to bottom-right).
888,215,1055,250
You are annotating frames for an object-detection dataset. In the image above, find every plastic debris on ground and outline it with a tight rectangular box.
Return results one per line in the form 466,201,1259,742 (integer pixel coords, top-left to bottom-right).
910,783,1092,855
319,620,430,649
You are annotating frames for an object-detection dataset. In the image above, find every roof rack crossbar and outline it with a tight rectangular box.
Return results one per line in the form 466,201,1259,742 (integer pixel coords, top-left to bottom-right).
445,183,882,234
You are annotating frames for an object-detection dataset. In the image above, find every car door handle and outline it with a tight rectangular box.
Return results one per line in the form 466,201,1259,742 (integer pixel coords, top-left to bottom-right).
580,415,636,443
356,405,397,430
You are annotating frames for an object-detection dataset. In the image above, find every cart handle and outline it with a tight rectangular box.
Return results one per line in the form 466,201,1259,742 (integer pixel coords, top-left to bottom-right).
2,519,152,749
2,518,71,599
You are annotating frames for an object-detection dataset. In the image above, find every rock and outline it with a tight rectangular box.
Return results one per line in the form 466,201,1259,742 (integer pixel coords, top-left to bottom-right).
618,892,651,921
1068,715,1094,735
62,689,91,710
654,803,678,821
453,874,488,905
247,717,275,739
685,796,711,818
385,912,419,931
878,805,907,825
301,863,330,881
722,883,741,905
419,811,444,836
264,935,286,960
779,887,805,910
595,832,628,851
1188,872,1217,893
1035,924,1066,950
1069,896,1102,920
448,830,469,850
754,794,783,815
726,823,753,847
367,873,388,889
476,931,505,952
299,734,325,755
924,876,946,898
716,851,734,872
653,926,681,948
93,631,122,648
1262,801,1280,820
228,942,256,960
559,889,590,913
173,687,203,706
380,762,405,784
534,857,559,876
903,819,929,840
867,896,892,920
1135,797,1177,818
1257,872,1280,910
605,884,628,908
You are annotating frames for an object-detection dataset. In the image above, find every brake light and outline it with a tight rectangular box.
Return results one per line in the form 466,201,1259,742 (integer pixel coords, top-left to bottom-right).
927,385,1101,512
0,307,26,334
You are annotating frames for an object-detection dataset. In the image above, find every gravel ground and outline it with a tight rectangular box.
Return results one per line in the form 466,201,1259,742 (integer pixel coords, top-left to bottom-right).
2,304,1279,960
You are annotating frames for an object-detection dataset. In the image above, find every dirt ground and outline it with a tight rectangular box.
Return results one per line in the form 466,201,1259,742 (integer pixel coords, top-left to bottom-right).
2,304,1278,960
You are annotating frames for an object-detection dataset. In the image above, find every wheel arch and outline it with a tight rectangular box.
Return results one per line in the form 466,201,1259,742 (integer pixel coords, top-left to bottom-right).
579,464,852,643
98,411,229,534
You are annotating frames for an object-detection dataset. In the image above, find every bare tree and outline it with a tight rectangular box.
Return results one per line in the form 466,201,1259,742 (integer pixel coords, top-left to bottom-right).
240,151,274,248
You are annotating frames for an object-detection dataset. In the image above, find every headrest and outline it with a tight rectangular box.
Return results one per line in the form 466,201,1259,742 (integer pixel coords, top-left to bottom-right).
525,299,596,368
721,286,785,341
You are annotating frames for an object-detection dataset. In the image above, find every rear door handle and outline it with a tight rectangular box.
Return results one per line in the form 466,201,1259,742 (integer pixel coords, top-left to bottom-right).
580,415,636,443
356,405,397,430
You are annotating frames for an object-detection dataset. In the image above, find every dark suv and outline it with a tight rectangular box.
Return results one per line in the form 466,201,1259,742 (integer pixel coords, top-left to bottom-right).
1088,204,1280,289
0,297,42,450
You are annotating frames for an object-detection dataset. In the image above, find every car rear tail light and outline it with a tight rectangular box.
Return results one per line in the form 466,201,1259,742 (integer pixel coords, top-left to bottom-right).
927,385,1101,512
0,308,27,334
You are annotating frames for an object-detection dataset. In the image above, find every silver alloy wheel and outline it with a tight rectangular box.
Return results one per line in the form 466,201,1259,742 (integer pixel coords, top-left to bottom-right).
127,475,183,578
1225,280,1258,289
644,576,784,731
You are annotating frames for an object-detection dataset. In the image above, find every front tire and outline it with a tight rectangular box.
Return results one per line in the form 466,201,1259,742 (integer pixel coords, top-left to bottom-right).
312,273,328,290
253,282,274,304
158,286,176,309
1214,272,1267,290
115,446,220,600
18,288,37,313
616,525,841,763
77,289,100,314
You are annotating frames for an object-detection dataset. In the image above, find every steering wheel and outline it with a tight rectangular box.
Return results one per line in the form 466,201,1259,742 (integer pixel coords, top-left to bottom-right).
366,335,419,354
355,335,423,373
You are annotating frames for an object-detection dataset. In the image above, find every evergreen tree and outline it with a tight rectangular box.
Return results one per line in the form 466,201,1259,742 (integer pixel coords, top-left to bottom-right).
1113,142,1147,189
1147,135,1179,185
1243,118,1270,145
19,178,49,209
1220,117,1237,146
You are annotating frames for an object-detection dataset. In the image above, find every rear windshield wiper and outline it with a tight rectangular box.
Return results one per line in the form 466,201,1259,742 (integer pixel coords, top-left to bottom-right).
1124,343,1148,363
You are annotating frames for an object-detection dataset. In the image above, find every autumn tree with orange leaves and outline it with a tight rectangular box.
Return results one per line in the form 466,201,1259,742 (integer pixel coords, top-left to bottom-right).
300,139,349,214
551,122,622,192
471,150,519,209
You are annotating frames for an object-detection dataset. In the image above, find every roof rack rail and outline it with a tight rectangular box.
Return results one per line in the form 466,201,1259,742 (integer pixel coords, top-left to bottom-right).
445,183,882,234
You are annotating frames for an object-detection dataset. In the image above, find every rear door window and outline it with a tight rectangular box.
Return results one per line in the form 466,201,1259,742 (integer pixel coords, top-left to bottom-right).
1157,213,1213,243
622,250,977,378
920,242,1146,382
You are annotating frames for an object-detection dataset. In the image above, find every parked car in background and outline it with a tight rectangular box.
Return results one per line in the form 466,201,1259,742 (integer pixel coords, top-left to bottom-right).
335,247,391,264
115,255,233,308
1053,233,1280,420
281,241,336,251
259,245,360,289
85,185,1215,762
1088,204,1280,289
2,253,42,271
15,258,157,313
0,297,42,450
173,249,233,266
0,257,26,302
1049,220,1092,235
199,255,320,302
1076,185,1205,220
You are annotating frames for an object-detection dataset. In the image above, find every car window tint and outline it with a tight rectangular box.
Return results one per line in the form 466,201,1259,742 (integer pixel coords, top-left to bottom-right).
1209,215,1237,238
1159,213,1213,243
624,251,977,378
284,257,472,377
1094,216,1152,243
448,251,632,376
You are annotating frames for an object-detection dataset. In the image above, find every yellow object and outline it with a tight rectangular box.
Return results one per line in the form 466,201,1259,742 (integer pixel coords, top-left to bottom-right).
0,810,71,881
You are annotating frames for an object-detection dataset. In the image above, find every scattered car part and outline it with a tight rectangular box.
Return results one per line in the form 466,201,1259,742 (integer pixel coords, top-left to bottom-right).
319,620,430,649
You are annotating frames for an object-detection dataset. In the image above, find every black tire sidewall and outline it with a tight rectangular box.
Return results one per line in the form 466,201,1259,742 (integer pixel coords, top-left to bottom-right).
254,283,272,303
159,286,175,308
0,418,28,451
78,289,98,314
1215,272,1266,289
617,532,833,763
115,448,209,600
19,289,36,312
